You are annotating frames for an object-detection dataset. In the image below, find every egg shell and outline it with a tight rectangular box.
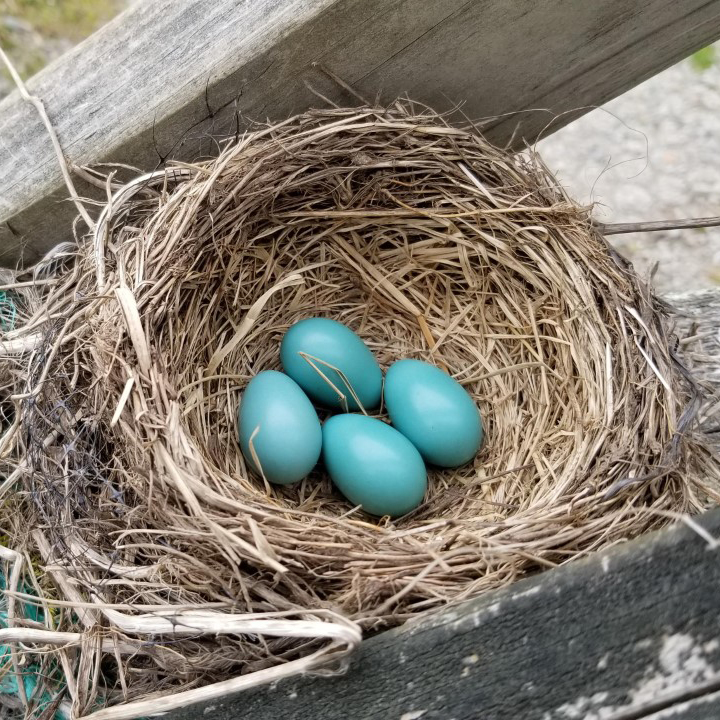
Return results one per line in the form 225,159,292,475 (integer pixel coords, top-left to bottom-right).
280,317,382,411
238,370,322,485
384,358,483,468
322,414,427,517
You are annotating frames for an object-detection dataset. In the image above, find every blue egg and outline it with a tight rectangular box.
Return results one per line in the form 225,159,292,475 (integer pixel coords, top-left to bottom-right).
280,318,382,411
322,414,427,517
384,359,483,468
238,370,322,485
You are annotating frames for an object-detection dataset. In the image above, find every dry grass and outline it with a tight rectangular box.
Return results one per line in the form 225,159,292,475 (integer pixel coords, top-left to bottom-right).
1,103,718,719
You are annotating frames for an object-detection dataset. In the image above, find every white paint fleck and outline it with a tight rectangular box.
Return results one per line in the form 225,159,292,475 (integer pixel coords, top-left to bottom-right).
399,651,407,665
288,692,297,700
546,692,612,719
463,653,479,665
597,653,609,670
406,681,415,690
601,556,610,573
629,633,719,706
453,610,488,632
547,633,720,720
487,602,501,616
461,666,471,677
400,711,426,720
511,585,541,601
413,610,458,632
203,706,216,716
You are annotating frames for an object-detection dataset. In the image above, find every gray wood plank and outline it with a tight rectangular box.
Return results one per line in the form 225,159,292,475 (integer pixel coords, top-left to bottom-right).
2,0,720,266
169,507,720,720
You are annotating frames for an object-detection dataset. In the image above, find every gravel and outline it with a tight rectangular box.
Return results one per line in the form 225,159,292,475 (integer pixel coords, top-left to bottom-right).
538,45,720,294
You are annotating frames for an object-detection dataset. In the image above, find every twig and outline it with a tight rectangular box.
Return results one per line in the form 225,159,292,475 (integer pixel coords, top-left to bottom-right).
93,168,196,292
648,510,720,550
596,216,720,236
78,643,356,720
0,45,94,231
0,279,57,290
0,627,142,655
297,351,367,414
312,62,370,105
71,165,125,192
99,606,361,642
0,546,29,710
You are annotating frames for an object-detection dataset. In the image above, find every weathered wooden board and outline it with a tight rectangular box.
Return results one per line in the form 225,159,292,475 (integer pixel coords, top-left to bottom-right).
2,0,720,266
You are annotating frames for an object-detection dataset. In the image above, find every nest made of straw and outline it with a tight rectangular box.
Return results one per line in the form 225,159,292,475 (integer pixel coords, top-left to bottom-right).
2,104,719,717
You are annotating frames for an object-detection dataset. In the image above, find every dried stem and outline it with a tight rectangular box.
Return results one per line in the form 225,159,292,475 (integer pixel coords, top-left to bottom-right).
0,45,94,230
597,216,720,235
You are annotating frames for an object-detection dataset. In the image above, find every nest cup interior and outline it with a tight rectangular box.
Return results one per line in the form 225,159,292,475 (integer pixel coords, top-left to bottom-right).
9,106,718,705
176,195,611,515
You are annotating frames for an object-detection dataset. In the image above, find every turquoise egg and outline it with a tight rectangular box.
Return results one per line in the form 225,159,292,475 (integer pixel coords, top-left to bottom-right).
384,359,483,468
280,317,382,411
238,370,322,485
322,414,427,517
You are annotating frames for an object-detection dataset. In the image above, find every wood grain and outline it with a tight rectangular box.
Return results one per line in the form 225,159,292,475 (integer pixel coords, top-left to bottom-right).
2,0,720,266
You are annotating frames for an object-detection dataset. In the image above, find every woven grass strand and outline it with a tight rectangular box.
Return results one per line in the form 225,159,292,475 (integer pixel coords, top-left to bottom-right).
1,104,718,717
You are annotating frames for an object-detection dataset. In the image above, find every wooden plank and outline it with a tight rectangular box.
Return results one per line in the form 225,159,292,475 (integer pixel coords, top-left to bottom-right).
2,0,720,266
168,507,720,720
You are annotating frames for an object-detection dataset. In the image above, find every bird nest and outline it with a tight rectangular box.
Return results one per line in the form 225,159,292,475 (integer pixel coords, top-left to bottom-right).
1,105,718,719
